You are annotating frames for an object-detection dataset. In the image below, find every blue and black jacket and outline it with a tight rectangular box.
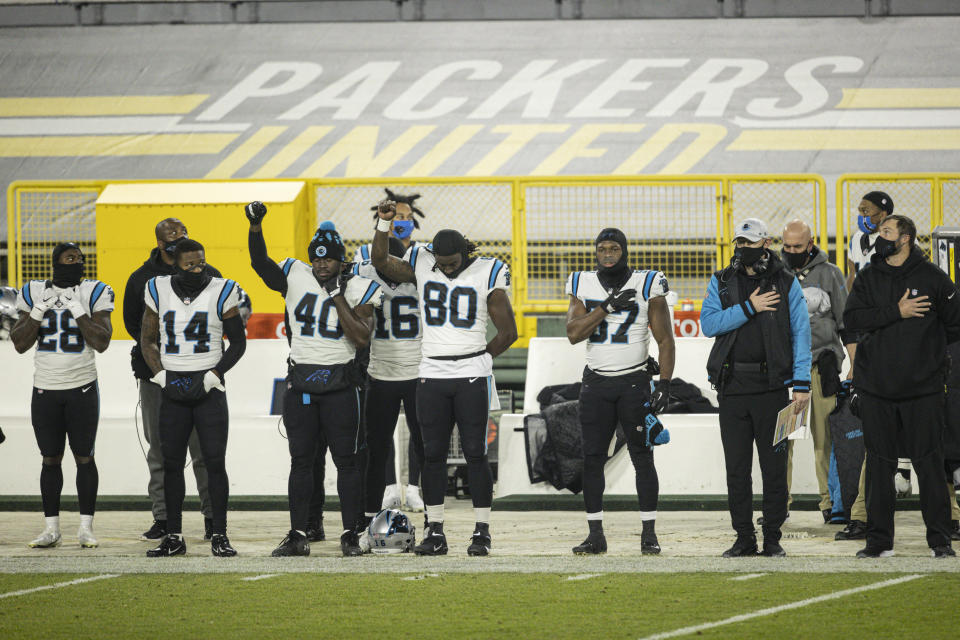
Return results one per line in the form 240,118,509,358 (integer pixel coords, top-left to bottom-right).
701,252,812,394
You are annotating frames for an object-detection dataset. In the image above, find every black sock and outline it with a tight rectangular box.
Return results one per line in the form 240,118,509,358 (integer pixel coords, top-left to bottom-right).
642,519,656,535
588,519,603,534
40,463,63,517
431,521,444,534
475,522,489,534
76,460,99,516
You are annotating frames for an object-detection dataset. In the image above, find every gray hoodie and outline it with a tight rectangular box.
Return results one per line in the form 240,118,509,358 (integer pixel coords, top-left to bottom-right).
787,247,851,366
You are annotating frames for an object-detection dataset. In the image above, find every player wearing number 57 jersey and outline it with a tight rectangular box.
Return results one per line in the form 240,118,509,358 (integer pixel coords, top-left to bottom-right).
140,239,247,558
371,199,518,557
245,202,383,558
12,243,114,550
565,228,676,556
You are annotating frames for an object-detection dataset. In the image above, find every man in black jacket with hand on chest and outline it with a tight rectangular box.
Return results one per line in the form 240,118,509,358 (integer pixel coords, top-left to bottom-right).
844,214,960,559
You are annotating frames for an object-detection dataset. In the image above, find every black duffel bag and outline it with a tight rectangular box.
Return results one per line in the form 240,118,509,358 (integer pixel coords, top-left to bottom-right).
163,371,207,402
288,362,357,395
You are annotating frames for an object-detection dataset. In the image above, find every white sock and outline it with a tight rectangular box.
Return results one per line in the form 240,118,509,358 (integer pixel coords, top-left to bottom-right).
474,507,491,524
426,504,445,523
639,511,657,522
168,533,182,539
45,515,60,532
586,511,604,522
79,514,94,529
364,512,378,518
295,530,306,537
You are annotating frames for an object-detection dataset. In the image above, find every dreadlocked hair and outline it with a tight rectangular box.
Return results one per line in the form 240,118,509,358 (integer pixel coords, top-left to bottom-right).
463,237,478,257
370,188,426,229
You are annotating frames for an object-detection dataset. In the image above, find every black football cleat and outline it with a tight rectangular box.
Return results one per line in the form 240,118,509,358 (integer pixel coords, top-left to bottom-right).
203,517,214,541
641,532,661,555
835,520,867,541
140,519,166,541
146,534,186,557
414,523,449,556
572,531,607,555
306,516,325,542
856,545,894,558
271,531,310,557
467,524,491,557
722,535,758,558
340,530,363,557
950,520,960,542
931,545,956,559
210,534,237,557
760,541,786,557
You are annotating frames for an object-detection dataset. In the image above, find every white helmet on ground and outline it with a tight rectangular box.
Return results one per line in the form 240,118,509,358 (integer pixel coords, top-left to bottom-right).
368,509,416,554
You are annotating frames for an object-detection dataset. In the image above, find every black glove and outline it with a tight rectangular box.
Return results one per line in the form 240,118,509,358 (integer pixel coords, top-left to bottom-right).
245,201,267,225
650,379,671,414
601,288,636,313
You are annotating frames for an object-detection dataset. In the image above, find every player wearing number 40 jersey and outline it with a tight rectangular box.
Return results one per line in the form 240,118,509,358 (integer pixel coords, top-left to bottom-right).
245,201,383,558
12,243,114,550
565,228,676,556
371,198,518,557
140,239,247,558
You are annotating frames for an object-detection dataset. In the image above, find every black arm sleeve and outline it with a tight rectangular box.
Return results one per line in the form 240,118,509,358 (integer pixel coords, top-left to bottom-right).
215,315,247,377
123,272,145,342
248,229,288,294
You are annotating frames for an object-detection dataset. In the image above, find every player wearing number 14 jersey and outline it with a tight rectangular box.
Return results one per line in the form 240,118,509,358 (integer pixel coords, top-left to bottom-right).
12,243,114,550
371,199,518,557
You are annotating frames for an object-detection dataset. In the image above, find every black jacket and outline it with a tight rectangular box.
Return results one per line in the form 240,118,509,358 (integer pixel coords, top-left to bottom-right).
844,247,960,400
123,248,222,379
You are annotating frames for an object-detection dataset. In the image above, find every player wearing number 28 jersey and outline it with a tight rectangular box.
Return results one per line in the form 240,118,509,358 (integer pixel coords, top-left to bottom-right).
12,243,114,550
370,196,517,557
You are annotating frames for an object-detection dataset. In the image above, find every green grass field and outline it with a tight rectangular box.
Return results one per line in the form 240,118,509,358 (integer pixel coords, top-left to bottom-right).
1,572,957,639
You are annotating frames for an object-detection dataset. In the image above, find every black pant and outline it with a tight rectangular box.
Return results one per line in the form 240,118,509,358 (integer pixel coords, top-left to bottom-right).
31,384,99,457
417,376,492,510
364,377,424,514
860,391,952,549
283,386,361,532
159,390,229,536
718,388,790,541
384,436,424,487
310,433,327,521
579,368,659,515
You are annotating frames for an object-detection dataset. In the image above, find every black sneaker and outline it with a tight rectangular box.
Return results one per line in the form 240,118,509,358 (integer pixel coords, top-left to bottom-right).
835,520,867,541
760,541,786,557
641,532,661,555
271,530,310,557
146,534,186,557
931,545,956,559
722,535,758,558
306,516,325,542
203,517,213,541
140,520,166,541
467,524,491,557
856,545,894,558
950,520,960,542
211,533,237,557
572,531,607,555
340,530,363,557
414,523,448,556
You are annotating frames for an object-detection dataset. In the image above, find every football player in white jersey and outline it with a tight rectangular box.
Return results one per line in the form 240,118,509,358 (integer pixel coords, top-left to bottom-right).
351,237,426,547
11,243,114,549
354,188,425,263
565,228,675,555
371,199,517,557
846,191,893,291
245,201,383,557
140,239,247,558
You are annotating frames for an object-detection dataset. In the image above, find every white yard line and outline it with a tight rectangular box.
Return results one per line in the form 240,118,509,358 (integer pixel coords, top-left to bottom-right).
241,574,279,582
401,574,440,581
0,574,119,600
729,573,768,581
638,574,924,640
566,574,603,581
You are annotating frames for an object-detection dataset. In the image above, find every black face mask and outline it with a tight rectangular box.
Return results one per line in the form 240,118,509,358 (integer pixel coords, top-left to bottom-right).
173,267,209,297
52,262,84,288
782,249,810,271
595,228,631,290
735,246,765,268
163,236,187,257
874,236,900,259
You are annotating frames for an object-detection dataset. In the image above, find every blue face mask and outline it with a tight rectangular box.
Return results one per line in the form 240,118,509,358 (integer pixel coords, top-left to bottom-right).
857,215,878,234
392,220,415,239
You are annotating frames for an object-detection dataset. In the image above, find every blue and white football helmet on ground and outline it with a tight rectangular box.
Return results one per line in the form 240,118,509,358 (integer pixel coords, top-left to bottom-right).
368,509,416,554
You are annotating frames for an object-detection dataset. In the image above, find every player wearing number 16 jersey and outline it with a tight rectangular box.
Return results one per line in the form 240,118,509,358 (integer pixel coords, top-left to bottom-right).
12,243,114,550
245,202,383,557
565,228,675,556
140,239,247,558
371,199,518,557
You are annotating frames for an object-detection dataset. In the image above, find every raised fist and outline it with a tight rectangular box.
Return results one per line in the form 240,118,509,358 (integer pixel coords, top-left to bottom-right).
245,201,267,225
376,199,397,221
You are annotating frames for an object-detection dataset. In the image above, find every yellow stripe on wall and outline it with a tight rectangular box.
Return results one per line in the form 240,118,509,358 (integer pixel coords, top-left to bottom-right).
836,88,960,109
0,134,239,157
0,95,210,117
728,129,960,151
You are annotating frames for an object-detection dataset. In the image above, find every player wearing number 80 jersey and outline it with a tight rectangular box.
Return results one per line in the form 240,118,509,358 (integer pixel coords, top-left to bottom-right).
12,243,114,550
371,198,517,557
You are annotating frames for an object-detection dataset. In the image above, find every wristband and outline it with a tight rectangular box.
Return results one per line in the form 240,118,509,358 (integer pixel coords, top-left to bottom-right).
376,218,393,233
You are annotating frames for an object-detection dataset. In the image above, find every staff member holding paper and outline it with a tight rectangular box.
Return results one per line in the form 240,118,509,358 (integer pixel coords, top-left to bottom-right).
701,218,811,558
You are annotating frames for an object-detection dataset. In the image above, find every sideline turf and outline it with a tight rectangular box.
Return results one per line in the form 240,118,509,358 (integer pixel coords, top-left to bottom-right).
0,573,956,639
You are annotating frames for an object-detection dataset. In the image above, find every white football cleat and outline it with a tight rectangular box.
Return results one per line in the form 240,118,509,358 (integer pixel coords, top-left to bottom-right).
404,484,425,512
358,528,372,554
78,525,99,549
381,484,401,510
28,528,62,549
